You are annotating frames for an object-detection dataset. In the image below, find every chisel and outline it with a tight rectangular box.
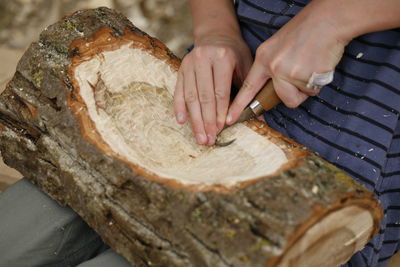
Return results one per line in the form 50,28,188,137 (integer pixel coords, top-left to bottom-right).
215,79,281,146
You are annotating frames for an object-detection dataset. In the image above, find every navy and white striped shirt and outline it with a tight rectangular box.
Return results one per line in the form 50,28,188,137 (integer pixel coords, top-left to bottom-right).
235,0,400,266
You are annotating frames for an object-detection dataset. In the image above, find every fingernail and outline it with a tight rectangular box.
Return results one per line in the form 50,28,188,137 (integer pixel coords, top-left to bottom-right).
207,134,215,145
226,114,232,124
196,133,207,144
176,113,184,123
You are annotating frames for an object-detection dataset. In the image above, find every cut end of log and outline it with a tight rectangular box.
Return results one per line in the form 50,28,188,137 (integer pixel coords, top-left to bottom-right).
68,27,292,191
275,205,374,267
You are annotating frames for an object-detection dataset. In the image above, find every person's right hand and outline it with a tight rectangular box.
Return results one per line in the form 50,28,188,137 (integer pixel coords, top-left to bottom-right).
174,34,253,146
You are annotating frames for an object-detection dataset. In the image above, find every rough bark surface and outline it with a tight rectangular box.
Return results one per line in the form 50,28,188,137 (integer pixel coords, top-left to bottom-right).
0,8,382,267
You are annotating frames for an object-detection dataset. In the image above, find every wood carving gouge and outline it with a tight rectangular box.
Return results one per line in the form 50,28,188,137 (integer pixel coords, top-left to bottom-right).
215,80,281,146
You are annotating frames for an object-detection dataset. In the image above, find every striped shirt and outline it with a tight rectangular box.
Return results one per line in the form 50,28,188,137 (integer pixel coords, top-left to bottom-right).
235,0,400,266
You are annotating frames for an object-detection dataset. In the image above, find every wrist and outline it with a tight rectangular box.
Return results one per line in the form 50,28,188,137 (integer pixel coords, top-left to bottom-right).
307,0,400,42
318,0,364,42
193,27,243,46
297,0,354,44
190,0,243,46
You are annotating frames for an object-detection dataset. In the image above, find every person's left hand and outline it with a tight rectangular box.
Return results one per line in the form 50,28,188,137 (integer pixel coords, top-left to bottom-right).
226,1,349,125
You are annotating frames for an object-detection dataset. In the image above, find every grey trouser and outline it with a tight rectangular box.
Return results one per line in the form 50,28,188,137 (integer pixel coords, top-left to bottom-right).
0,178,132,267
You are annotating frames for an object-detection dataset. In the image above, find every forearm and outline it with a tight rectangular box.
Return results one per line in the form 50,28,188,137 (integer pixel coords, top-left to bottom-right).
306,0,400,41
189,0,242,43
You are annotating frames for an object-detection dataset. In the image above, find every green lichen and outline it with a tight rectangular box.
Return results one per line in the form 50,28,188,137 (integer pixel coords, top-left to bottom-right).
335,172,356,189
238,255,249,262
33,70,44,87
250,239,272,251
225,230,235,238
176,192,185,200
53,43,69,55
192,208,201,216
42,180,53,186
191,207,203,223
64,18,76,31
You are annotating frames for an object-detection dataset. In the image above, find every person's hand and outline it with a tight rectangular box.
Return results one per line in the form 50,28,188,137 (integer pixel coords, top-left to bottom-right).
226,2,349,125
174,34,252,145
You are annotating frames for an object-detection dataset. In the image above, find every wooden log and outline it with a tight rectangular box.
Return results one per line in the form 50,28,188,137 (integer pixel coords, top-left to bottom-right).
0,7,382,267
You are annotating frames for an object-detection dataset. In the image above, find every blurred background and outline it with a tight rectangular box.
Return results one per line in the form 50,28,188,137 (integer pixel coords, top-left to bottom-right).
0,0,193,191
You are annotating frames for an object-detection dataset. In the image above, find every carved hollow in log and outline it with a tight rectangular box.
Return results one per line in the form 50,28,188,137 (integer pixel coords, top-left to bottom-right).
0,7,382,267
68,26,296,192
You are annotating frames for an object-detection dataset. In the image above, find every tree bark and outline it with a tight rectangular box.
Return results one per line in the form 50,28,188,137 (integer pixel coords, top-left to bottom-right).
0,7,382,267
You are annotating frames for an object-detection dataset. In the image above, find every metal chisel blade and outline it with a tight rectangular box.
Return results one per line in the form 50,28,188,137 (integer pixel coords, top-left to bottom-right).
215,107,256,147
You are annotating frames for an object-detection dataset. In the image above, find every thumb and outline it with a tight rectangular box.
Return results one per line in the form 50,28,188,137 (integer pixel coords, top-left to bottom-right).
226,62,269,125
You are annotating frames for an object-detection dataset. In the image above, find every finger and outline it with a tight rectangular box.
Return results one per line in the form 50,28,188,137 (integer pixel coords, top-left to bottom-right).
273,78,308,108
195,61,217,145
174,70,187,124
183,70,207,145
227,62,269,125
212,59,234,133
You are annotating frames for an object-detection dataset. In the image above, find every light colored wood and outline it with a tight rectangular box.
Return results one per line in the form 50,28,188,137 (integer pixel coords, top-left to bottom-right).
72,35,289,189
277,206,374,267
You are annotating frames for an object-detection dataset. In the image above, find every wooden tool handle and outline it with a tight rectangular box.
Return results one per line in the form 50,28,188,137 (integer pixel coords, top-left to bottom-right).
255,79,281,111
